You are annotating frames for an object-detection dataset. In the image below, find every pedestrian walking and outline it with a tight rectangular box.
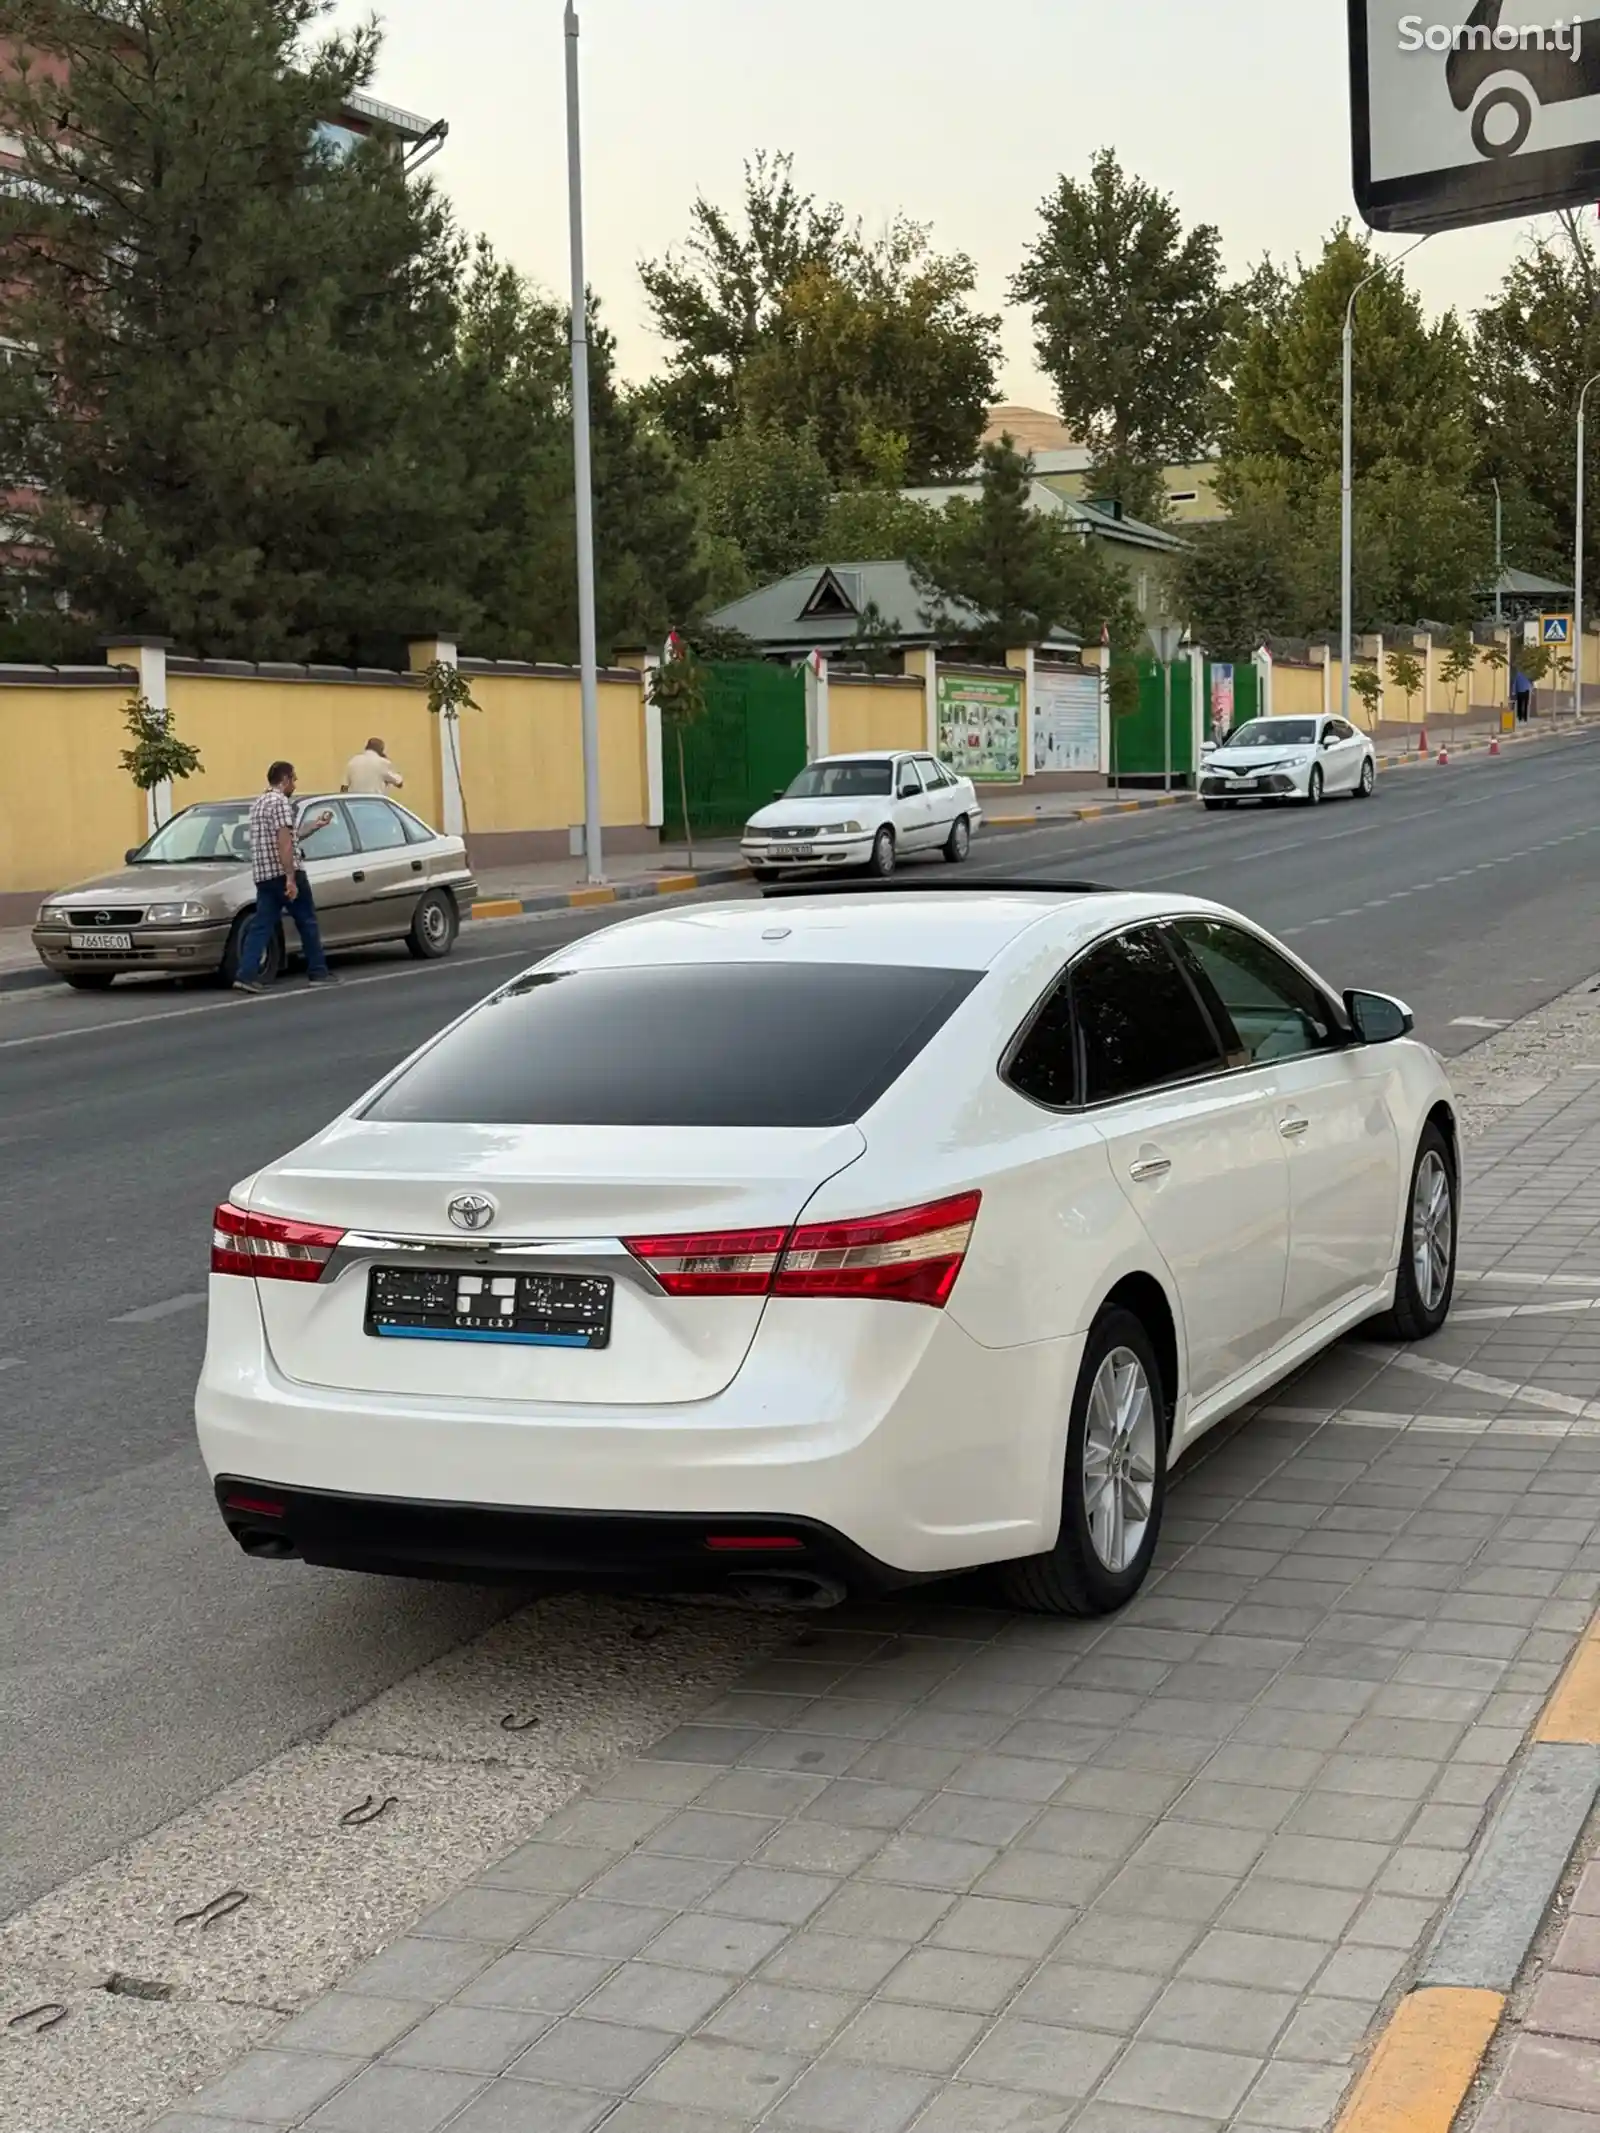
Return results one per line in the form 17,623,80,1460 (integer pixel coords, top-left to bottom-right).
233,762,337,995
1513,662,1533,724
342,737,404,795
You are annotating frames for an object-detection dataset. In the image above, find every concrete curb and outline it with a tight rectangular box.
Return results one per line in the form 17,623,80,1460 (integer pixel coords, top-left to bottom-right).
1332,1607,1600,2132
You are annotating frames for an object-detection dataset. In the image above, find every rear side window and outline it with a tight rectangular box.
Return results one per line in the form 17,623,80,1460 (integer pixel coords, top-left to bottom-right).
1007,972,1077,1109
346,798,409,853
398,809,434,846
366,963,982,1128
1073,928,1224,1103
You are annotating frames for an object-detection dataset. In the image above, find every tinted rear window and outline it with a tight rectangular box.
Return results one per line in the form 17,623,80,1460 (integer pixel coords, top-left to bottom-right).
366,963,982,1128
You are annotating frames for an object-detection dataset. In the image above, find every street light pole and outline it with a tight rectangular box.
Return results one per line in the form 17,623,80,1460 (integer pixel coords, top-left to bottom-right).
1576,373,1600,722
564,1,604,882
1341,236,1429,726
1491,476,1503,627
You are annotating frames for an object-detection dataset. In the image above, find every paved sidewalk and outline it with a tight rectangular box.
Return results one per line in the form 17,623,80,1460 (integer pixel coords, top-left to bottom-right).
1471,1856,1600,2127
146,1069,1600,2133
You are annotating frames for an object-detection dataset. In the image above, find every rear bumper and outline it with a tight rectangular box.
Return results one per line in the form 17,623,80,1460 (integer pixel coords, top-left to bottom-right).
213,1478,913,1594
195,1277,1081,1578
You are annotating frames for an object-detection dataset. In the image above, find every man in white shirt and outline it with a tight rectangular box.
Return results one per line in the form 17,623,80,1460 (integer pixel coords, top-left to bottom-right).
343,738,404,796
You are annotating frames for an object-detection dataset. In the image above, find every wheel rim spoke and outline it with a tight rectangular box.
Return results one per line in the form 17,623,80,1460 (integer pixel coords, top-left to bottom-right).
1082,1348,1159,1575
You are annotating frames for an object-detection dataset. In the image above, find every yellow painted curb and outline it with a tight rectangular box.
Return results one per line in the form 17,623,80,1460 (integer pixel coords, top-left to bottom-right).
470,898,523,920
568,886,617,908
654,873,699,894
1076,805,1104,820
1538,1616,1600,1744
1334,1987,1503,2133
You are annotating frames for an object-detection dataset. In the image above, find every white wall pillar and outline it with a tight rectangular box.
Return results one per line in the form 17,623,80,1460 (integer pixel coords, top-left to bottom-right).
924,648,939,754
1253,644,1274,721
643,654,665,827
409,634,464,839
104,637,172,833
804,651,830,762
1188,646,1206,768
1095,648,1112,776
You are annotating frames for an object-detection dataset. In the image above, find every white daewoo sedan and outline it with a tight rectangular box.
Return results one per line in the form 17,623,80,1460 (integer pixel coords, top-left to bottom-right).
197,886,1457,1618
1201,715,1377,810
742,751,982,876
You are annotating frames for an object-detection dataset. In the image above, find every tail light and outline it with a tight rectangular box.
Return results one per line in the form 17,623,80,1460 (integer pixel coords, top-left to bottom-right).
776,1192,981,1307
212,1203,345,1283
625,1192,980,1310
622,1228,787,1297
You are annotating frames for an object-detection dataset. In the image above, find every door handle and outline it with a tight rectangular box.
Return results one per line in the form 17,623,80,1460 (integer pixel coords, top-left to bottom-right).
1129,1157,1172,1183
351,870,366,883
1279,1116,1310,1140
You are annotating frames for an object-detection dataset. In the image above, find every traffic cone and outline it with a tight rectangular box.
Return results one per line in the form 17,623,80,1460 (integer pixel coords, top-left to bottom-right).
1418,726,1429,754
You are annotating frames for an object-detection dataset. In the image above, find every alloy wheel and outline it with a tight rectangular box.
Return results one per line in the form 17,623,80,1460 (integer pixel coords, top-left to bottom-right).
1412,1151,1454,1314
1082,1347,1159,1574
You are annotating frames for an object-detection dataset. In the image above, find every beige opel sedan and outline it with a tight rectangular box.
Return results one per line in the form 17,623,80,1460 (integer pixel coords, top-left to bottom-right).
33,795,477,990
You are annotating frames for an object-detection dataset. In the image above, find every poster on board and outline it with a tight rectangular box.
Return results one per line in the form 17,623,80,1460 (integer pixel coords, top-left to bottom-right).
937,672,1022,782
1030,670,1101,774
1211,663,1236,741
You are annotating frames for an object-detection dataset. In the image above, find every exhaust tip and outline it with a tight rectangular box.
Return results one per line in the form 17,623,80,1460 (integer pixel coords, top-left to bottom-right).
726,1574,847,1612
236,1527,299,1561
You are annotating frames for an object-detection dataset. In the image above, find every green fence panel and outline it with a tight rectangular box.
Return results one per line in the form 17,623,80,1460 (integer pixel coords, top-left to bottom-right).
662,661,808,842
1110,658,1195,783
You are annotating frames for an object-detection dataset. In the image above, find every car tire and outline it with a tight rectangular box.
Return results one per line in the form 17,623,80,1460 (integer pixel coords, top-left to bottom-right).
1000,1306,1168,1618
61,971,115,990
943,815,970,864
220,912,283,987
1306,766,1324,806
1371,1122,1458,1343
1202,799,1225,812
407,889,459,961
1355,758,1376,800
869,826,896,878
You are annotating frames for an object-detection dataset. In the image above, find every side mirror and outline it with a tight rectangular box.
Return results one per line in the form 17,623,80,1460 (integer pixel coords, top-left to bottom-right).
1345,989,1414,1045
772,789,784,801
125,848,142,864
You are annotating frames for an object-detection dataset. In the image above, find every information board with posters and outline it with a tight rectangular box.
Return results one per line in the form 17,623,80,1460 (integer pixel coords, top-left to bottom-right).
937,672,1022,783
1350,2,1600,235
1211,663,1236,741
1030,669,1102,775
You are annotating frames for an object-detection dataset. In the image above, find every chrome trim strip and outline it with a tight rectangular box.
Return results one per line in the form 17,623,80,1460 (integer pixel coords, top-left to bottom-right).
323,1232,664,1296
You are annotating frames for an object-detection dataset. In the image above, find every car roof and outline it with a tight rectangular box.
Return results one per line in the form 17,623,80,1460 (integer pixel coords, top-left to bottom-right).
542,889,1226,976
810,750,918,762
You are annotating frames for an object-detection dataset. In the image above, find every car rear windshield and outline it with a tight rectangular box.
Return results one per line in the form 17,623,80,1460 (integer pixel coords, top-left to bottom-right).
1227,720,1316,747
365,962,981,1128
784,761,893,798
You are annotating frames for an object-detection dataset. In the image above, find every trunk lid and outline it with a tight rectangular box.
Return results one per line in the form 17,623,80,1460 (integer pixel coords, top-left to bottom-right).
250,1119,865,1405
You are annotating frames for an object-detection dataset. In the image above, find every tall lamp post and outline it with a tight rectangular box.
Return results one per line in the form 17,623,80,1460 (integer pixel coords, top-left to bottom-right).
1576,372,1600,722
564,1,605,882
1341,235,1429,725
1491,476,1503,627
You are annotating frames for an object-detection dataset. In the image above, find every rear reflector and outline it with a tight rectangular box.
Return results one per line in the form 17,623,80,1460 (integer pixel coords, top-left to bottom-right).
212,1203,345,1283
777,1192,982,1307
705,1534,805,1552
223,1493,286,1519
626,1192,981,1310
622,1228,787,1297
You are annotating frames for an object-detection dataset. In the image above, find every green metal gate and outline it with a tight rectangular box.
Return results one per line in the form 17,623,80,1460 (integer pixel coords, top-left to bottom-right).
1109,658,1196,784
662,661,808,842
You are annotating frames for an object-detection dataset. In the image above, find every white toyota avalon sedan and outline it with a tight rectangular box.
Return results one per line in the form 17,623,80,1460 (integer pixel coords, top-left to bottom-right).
1201,715,1377,810
742,752,982,877
197,885,1457,1618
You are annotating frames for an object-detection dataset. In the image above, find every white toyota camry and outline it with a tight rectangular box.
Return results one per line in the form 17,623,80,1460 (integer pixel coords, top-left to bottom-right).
196,885,1457,1617
1202,715,1377,810
742,752,982,877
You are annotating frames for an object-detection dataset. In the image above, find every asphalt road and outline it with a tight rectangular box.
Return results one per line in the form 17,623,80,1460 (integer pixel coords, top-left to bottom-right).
3,726,1597,1920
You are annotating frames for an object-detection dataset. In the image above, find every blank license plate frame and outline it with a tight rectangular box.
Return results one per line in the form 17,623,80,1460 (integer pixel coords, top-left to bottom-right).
365,1265,613,1349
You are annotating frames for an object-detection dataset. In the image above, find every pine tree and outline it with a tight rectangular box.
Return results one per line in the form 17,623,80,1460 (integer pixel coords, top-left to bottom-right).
0,0,477,659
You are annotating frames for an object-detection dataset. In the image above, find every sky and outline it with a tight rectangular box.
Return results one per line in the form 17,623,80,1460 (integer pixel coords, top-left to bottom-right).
343,0,1550,405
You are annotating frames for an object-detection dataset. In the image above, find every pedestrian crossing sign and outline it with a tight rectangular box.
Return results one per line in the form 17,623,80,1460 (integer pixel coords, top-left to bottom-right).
1542,615,1572,644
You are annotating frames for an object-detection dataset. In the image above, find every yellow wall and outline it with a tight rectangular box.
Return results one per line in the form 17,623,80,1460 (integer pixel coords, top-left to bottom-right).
0,683,147,893
168,675,442,825
455,671,648,833
1271,664,1326,718
829,680,926,756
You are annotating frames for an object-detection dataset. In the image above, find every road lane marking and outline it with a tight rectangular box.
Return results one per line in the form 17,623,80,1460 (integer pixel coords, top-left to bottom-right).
111,1293,206,1324
0,1358,20,1372
1453,1298,1600,1322
1451,1017,1511,1031
1460,1269,1600,1286
1361,1347,1600,1422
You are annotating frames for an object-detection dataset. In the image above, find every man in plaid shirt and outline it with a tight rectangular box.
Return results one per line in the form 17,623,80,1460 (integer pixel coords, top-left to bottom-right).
233,760,337,993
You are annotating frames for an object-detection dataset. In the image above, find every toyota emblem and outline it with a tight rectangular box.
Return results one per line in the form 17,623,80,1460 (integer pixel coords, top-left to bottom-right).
448,1192,497,1233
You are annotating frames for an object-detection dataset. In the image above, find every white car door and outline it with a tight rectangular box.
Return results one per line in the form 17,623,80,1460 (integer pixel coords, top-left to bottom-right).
1326,719,1362,792
1073,925,1293,1404
892,756,934,849
1171,917,1401,1326
914,756,956,842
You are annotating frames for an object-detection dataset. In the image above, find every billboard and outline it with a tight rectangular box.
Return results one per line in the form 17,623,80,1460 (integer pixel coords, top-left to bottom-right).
1351,2,1600,233
1030,670,1102,775
938,672,1022,783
